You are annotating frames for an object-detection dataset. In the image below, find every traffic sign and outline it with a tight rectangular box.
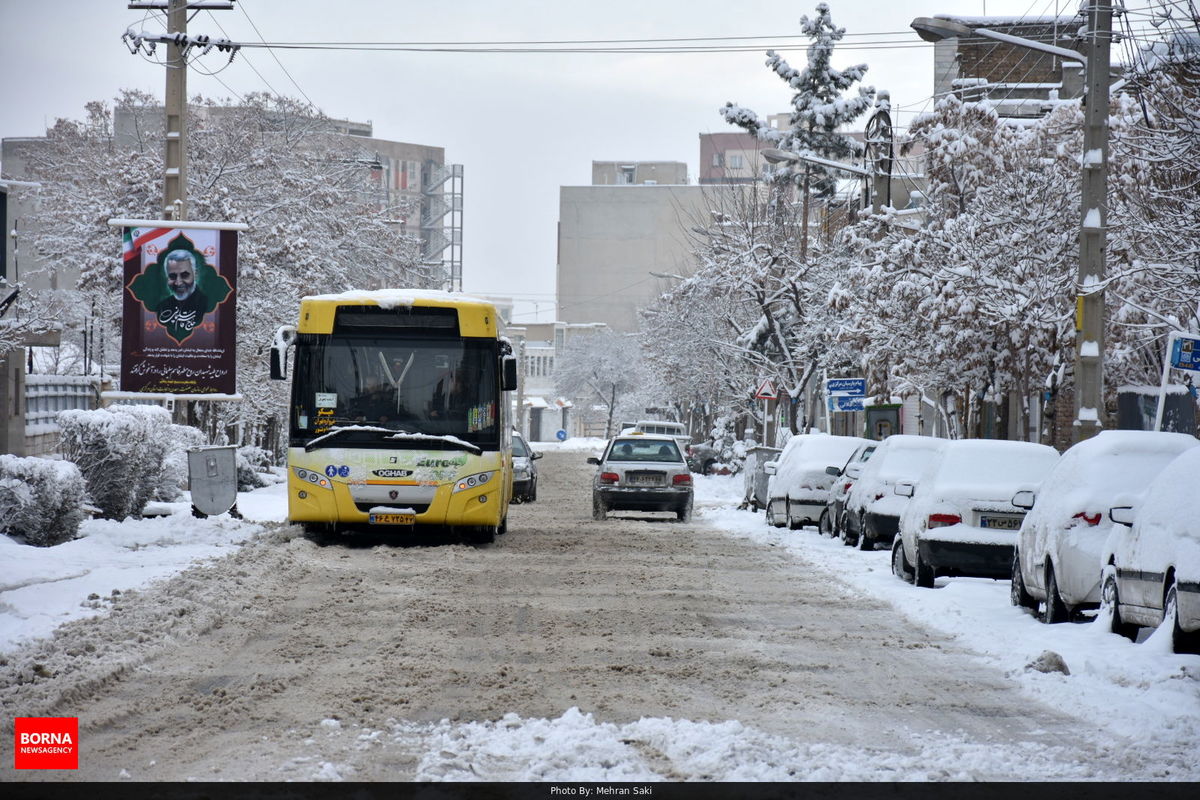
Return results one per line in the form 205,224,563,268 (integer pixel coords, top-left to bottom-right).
1170,336,1200,372
825,377,866,396
555,429,568,441
827,395,865,413
754,379,777,400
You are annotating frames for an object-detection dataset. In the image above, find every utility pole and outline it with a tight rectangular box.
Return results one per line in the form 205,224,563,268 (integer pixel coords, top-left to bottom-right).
126,1,237,219
1073,0,1113,443
163,0,188,220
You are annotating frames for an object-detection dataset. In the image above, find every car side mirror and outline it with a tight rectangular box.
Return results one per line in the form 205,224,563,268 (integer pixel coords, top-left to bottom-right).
825,466,841,477
894,482,914,498
1011,489,1036,510
1109,506,1134,526
532,452,543,460
586,456,600,465
764,461,777,475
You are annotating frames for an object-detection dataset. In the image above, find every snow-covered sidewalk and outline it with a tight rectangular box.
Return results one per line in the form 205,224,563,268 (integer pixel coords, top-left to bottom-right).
692,471,1200,756
0,480,286,653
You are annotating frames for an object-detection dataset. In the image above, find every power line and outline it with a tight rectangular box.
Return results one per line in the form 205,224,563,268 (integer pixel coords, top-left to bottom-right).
236,0,318,108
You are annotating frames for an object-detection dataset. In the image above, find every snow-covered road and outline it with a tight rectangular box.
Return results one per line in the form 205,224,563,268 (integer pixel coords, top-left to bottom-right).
1,444,1197,782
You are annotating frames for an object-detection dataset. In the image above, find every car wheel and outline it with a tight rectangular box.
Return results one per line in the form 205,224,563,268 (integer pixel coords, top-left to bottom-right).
766,503,784,528
858,517,874,551
1100,567,1138,642
818,509,833,537
1166,581,1200,655
498,515,508,535
592,495,607,521
1010,549,1037,611
677,498,693,523
840,513,859,547
914,545,935,589
1042,567,1069,624
528,480,537,502
892,538,914,583
786,501,802,530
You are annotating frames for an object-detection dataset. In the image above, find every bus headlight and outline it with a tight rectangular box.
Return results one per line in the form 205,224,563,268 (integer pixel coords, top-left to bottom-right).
293,467,333,489
453,471,495,493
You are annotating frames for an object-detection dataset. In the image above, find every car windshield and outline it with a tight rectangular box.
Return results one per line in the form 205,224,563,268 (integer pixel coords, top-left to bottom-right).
607,439,682,462
512,436,530,457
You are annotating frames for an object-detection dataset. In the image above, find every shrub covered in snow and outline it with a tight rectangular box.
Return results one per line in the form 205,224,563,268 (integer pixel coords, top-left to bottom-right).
159,423,206,502
236,445,274,492
0,454,86,546
59,405,175,519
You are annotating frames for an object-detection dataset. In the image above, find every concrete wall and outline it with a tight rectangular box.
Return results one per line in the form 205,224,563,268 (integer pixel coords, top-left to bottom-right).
591,161,688,186
557,184,733,333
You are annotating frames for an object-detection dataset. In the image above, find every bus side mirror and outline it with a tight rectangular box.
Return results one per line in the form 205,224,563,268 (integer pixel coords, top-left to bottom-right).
269,325,297,380
502,355,518,391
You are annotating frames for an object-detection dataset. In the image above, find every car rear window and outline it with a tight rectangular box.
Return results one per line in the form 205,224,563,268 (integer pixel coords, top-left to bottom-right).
608,439,683,462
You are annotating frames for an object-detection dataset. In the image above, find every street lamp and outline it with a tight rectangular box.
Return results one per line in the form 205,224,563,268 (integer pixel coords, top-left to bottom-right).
911,6,1113,443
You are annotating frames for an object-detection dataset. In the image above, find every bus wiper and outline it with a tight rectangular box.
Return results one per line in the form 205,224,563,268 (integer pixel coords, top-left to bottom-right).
304,425,481,455
387,431,481,454
304,424,395,452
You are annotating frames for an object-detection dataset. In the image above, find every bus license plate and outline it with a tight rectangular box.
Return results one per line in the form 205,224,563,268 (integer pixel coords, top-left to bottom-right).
369,513,416,525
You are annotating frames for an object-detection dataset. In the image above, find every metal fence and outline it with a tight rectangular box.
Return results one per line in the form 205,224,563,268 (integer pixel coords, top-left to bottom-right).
25,374,99,432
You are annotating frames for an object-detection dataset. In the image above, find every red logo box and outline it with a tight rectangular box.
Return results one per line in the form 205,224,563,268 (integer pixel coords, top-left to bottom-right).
13,717,79,770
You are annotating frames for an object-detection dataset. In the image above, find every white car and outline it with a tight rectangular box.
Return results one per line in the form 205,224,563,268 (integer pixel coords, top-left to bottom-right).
819,441,878,538
764,434,869,529
893,439,1059,588
1101,446,1200,654
1012,431,1199,623
841,435,947,550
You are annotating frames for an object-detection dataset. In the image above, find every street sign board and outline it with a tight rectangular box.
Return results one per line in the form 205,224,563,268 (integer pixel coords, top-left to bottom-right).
826,377,866,396
1170,336,1200,372
754,379,777,400
827,395,865,413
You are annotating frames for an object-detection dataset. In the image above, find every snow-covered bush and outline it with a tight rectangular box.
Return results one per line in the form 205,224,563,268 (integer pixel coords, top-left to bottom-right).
59,405,174,519
0,455,86,546
236,445,273,492
158,423,206,502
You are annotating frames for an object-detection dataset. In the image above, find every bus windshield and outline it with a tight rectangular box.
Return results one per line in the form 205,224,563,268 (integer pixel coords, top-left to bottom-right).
291,334,499,449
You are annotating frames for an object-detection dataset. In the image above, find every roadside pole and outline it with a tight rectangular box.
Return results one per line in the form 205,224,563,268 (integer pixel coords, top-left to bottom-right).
1073,0,1114,442
163,0,188,220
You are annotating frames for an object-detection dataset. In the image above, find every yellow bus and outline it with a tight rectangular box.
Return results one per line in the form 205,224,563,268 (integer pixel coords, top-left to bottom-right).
270,290,517,542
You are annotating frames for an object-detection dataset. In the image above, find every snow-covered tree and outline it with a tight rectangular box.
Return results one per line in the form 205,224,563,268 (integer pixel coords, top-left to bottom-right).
554,330,647,438
10,91,431,451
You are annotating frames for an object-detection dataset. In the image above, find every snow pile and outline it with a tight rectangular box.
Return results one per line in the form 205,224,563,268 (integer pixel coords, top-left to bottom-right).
59,405,175,519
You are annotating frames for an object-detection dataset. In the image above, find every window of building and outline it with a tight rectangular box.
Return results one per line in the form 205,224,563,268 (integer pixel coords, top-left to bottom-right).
728,153,744,170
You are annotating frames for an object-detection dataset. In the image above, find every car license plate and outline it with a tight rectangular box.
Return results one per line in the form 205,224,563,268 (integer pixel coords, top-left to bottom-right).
979,514,1022,530
629,476,661,487
369,513,416,525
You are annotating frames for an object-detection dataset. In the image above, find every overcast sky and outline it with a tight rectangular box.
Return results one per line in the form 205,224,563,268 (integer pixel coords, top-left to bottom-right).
1,0,1081,323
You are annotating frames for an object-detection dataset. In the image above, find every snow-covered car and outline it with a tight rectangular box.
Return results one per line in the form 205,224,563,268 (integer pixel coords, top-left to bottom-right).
1100,446,1200,654
893,440,1059,589
819,441,877,538
841,435,947,550
764,434,869,530
511,431,542,503
588,434,693,522
1012,431,1199,623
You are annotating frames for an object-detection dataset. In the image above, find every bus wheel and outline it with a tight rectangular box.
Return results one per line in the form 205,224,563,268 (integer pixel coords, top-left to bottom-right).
467,526,495,544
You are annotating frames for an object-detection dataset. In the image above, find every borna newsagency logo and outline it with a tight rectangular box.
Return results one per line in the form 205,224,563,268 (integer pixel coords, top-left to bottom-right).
13,717,79,770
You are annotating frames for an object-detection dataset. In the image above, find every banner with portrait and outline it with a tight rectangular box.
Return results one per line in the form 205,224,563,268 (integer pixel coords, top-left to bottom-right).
119,223,239,395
